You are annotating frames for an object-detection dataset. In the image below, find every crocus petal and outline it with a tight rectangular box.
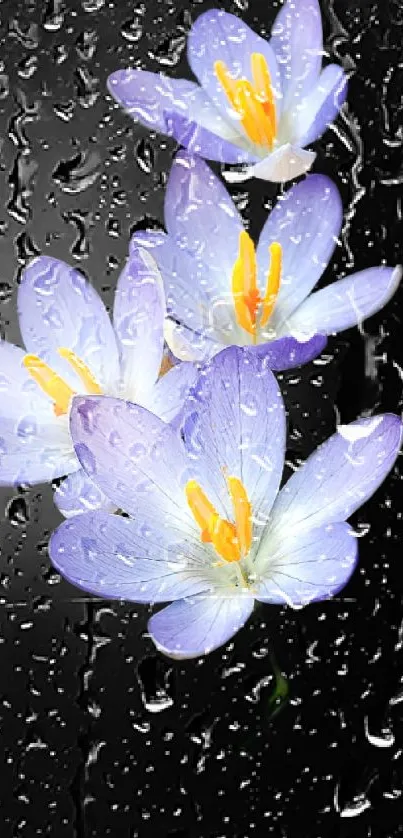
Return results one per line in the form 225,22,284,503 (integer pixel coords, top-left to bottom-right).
143,362,198,424
148,593,254,659
108,70,193,132
0,418,76,484
18,256,120,392
182,346,286,525
70,395,194,526
256,174,342,324
295,65,348,147
164,318,223,364
108,69,249,162
270,0,322,111
113,249,165,401
253,335,327,370
269,414,402,536
164,152,243,290
187,9,281,127
130,229,233,343
245,144,316,183
164,110,256,164
255,522,358,606
0,341,76,484
50,511,212,602
53,468,116,518
282,266,402,338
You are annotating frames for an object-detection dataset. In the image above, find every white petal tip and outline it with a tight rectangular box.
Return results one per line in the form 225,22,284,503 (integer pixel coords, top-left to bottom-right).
250,145,316,183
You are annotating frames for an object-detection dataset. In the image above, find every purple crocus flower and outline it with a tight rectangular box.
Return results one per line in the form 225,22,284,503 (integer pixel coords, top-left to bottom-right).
108,2,348,183
49,347,402,659
0,251,196,517
130,151,402,366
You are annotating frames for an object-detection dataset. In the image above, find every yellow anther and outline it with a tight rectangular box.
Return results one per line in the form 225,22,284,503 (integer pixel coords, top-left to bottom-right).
232,230,259,339
214,60,239,112
226,475,252,558
23,354,75,417
214,52,276,149
185,476,252,565
58,348,102,395
231,233,282,337
260,242,282,327
250,52,276,137
23,348,102,417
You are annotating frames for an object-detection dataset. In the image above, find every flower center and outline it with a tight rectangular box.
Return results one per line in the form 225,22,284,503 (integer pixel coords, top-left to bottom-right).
214,52,277,149
23,348,102,417
231,230,282,341
185,475,252,564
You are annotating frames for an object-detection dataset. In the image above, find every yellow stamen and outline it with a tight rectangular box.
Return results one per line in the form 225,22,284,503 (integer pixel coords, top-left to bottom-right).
226,476,252,558
234,82,273,147
214,52,276,149
185,479,240,561
185,479,218,542
23,354,75,417
57,348,102,395
23,348,103,417
185,476,252,565
231,233,282,337
232,230,260,338
251,52,276,137
260,242,282,327
214,60,239,112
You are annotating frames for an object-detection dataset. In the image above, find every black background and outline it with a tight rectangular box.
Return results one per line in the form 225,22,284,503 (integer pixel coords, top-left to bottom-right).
1,1,403,836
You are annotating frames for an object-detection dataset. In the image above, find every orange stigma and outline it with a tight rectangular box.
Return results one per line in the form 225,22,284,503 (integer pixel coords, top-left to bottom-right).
214,52,277,149
185,475,252,564
231,232,282,339
23,348,102,417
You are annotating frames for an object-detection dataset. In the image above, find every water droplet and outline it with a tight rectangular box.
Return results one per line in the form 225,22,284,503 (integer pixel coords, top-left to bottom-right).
7,496,29,526
53,150,101,194
137,655,175,714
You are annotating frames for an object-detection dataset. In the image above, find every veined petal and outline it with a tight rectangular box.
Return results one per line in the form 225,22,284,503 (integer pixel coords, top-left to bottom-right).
143,362,198,424
255,522,358,606
187,10,281,127
0,341,76,484
148,593,254,659
18,256,120,392
113,249,165,401
256,174,342,324
70,395,195,527
182,346,286,526
246,144,316,183
164,152,244,291
268,414,402,536
108,70,250,162
282,266,402,338
253,335,327,370
50,512,212,602
53,468,116,518
270,0,323,111
164,110,256,164
130,229,234,344
295,64,348,147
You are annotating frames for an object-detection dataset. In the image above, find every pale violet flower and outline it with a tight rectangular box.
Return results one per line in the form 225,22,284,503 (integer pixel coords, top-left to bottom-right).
0,251,196,517
49,347,402,659
131,151,402,366
108,2,348,183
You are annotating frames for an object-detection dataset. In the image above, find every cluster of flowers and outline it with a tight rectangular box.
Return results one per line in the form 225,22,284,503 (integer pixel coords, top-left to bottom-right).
1,3,401,659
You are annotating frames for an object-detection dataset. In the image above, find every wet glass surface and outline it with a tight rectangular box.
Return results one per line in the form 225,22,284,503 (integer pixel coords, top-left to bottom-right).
0,0,402,835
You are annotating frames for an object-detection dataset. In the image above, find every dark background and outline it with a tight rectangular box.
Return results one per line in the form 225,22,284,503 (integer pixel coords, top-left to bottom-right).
0,0,403,836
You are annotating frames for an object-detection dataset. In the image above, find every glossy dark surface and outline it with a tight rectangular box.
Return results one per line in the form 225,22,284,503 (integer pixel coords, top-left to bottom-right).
0,1,402,835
